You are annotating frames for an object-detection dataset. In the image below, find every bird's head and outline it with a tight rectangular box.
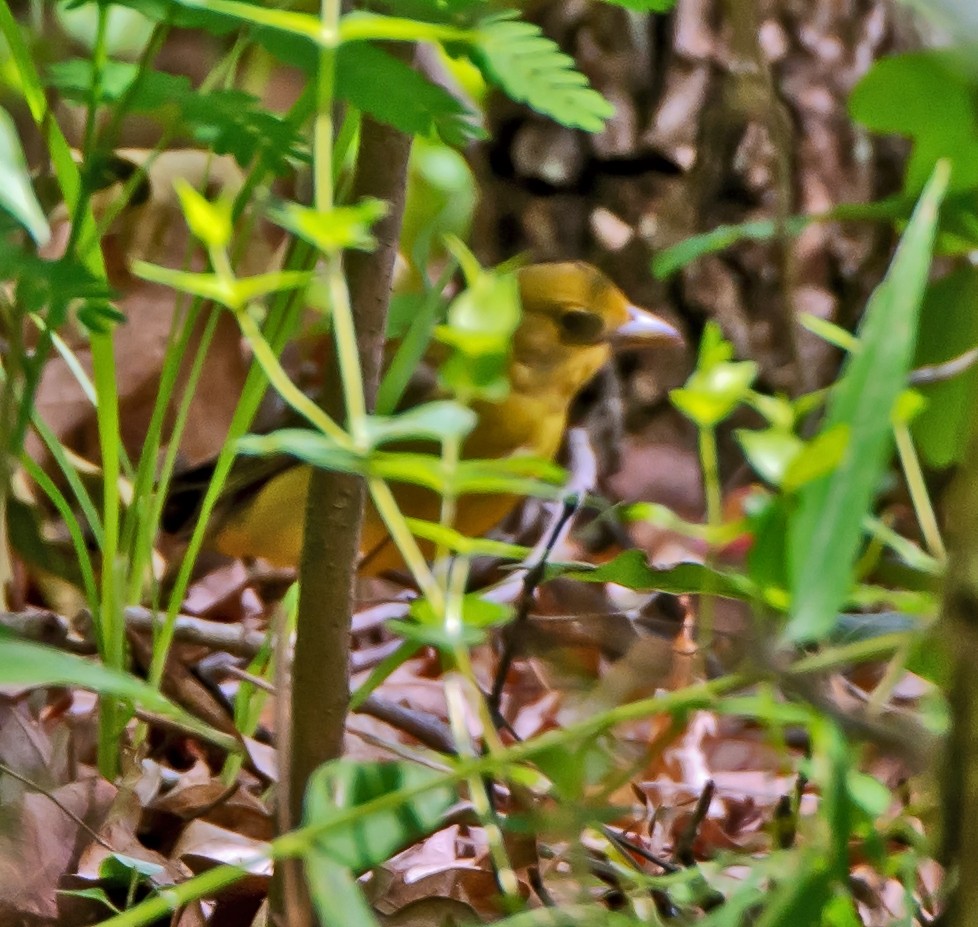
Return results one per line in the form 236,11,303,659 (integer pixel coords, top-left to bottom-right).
510,262,682,400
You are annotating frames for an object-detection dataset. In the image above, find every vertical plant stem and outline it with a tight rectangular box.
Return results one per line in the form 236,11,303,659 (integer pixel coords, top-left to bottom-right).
280,0,415,911
698,425,722,648
894,422,946,560
938,380,978,926
79,4,126,780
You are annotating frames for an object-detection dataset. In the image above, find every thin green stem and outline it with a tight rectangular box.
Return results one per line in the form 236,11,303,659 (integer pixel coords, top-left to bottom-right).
95,675,745,927
436,435,460,564
894,422,946,561
444,675,520,903
315,0,368,448
236,309,350,447
149,250,311,689
698,426,722,648
29,413,103,549
20,456,100,614
367,477,443,609
75,4,126,780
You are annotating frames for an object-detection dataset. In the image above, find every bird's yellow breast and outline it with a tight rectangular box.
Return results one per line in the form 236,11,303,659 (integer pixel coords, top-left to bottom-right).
207,262,681,574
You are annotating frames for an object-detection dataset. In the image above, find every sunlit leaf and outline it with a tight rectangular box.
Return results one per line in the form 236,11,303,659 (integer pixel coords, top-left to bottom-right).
0,107,50,245
174,177,232,249
404,518,532,560
736,428,803,486
671,323,758,428
132,261,311,310
265,198,388,254
781,425,850,492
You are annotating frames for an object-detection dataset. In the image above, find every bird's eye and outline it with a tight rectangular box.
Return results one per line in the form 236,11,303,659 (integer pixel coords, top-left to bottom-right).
558,308,605,344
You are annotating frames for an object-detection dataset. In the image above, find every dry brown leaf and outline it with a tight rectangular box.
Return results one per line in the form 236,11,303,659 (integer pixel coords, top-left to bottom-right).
0,777,115,921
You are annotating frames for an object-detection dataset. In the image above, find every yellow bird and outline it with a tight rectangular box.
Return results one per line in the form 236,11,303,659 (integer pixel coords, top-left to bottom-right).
178,263,681,573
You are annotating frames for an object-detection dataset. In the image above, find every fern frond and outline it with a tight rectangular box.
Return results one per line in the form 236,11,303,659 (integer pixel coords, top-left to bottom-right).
470,14,613,133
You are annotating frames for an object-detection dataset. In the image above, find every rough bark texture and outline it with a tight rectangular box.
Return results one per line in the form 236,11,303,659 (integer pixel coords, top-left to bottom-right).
471,0,918,693
938,382,978,924
281,62,414,927
473,0,915,402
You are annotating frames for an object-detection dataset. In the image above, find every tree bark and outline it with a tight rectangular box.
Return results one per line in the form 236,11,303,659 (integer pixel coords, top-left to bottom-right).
277,55,415,927
938,379,978,925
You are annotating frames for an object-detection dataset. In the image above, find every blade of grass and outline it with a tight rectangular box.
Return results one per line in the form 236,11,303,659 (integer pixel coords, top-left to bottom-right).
787,161,949,642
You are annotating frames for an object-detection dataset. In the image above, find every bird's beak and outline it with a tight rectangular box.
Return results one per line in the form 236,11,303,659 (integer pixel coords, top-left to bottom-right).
611,304,683,349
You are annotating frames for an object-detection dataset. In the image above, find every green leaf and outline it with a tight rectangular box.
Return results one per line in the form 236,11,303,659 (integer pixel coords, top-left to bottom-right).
911,268,978,465
470,14,614,132
599,0,676,9
239,428,564,497
549,549,762,602
378,286,450,413
822,894,862,927
787,162,948,643
387,617,486,649
753,856,832,927
0,636,238,751
62,0,240,35
238,429,363,474
534,739,613,799
404,518,532,560
339,11,472,44
48,60,305,173
231,271,315,305
746,492,790,593
623,501,748,547
304,854,381,927
173,177,232,249
411,592,512,628
48,57,190,108
401,139,477,269
373,452,562,498
450,456,564,497
76,301,127,334
846,771,891,819
56,2,155,57
671,323,758,428
780,424,849,492
171,0,323,38
132,264,233,304
303,760,455,872
891,388,926,426
99,853,167,884
132,261,312,310
363,401,477,446
736,428,803,486
651,200,901,279
56,888,119,914
336,43,484,147
437,264,522,400
7,251,114,319
849,51,978,194
0,107,50,246
798,313,860,353
266,198,388,254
